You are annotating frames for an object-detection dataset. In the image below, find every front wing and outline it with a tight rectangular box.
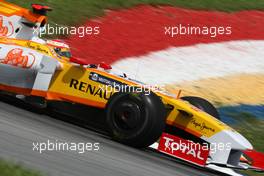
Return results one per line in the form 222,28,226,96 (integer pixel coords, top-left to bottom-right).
149,132,264,176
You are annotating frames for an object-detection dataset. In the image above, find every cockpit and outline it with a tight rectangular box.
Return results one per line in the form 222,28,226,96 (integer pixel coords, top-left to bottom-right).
54,47,72,58
46,39,71,59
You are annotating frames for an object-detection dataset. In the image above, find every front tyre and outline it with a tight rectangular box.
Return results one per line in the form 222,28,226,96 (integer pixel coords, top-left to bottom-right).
106,91,166,148
181,96,221,120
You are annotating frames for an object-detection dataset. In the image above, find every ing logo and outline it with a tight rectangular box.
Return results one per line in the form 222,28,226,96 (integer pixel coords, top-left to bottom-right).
0,16,14,37
1,48,36,69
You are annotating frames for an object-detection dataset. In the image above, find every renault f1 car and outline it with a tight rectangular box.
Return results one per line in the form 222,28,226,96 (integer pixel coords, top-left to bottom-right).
0,1,263,176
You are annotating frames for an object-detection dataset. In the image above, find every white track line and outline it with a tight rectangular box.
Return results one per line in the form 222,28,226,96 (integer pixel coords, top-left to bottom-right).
112,40,264,85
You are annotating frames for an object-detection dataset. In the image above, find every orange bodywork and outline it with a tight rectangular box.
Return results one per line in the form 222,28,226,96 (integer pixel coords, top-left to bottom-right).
0,0,47,23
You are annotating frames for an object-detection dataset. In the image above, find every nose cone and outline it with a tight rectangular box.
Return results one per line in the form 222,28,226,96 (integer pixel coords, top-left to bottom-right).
205,129,253,151
225,130,253,150
203,129,253,165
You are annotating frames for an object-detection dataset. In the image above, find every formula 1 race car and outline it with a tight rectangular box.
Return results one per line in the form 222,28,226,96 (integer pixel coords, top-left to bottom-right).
0,1,263,176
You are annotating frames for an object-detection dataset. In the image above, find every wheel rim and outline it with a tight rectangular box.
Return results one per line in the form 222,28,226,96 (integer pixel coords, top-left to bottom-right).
112,100,141,131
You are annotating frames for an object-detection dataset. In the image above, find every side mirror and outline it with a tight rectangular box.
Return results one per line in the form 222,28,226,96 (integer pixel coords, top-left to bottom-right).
99,62,112,70
70,57,88,65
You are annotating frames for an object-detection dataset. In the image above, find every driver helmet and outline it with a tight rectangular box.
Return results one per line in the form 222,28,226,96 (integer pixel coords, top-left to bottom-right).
47,39,72,58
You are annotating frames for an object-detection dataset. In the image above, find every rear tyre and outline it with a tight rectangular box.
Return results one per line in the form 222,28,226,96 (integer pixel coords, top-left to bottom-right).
181,96,220,120
106,90,166,148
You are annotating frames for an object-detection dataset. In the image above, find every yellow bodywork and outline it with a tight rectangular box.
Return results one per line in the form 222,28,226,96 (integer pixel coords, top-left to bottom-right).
0,37,232,139
50,63,232,138
0,1,20,15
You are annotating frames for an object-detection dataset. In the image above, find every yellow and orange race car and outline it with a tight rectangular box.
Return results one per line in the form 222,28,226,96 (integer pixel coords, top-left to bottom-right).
0,1,263,175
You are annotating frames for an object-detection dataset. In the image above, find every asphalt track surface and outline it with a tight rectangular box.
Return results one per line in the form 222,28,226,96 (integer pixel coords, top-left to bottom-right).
0,97,223,176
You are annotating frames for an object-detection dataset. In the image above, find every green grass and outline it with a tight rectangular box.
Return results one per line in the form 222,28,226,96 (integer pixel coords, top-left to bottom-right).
228,113,264,176
230,112,264,153
0,159,43,176
7,0,264,26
